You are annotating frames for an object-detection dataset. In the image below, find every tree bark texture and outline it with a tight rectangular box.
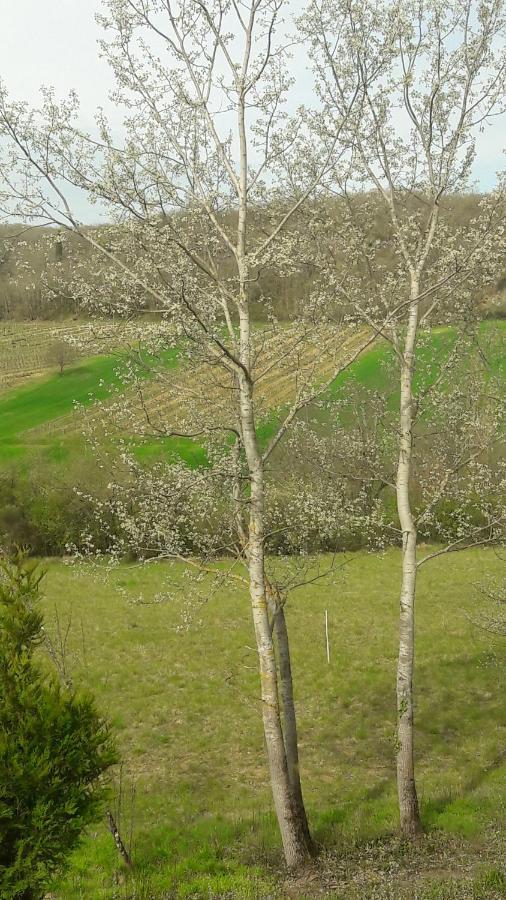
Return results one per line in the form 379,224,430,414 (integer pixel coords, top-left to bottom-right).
239,368,310,866
395,285,423,840
271,598,314,852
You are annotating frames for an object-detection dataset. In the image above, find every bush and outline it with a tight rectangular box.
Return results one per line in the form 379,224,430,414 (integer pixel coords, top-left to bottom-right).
0,554,117,900
0,468,115,556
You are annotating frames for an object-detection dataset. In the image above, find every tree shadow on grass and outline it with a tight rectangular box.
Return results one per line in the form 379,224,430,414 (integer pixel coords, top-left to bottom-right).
311,649,503,848
420,749,506,828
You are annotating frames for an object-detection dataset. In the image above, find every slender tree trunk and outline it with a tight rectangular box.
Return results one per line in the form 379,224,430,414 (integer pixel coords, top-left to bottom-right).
271,598,314,852
395,284,422,840
107,810,132,868
233,64,310,865
239,369,310,867
233,432,313,860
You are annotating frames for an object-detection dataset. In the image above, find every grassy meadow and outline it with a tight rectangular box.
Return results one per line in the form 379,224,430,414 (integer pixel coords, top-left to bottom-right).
0,354,127,460
0,319,504,897
0,348,180,463
39,549,505,899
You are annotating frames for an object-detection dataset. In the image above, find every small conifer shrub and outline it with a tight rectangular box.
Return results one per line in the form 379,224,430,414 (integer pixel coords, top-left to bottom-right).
0,553,117,900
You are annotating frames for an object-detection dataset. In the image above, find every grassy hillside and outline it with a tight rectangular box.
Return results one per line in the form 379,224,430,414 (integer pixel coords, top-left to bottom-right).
40,549,505,899
0,355,126,458
0,349,180,462
0,325,368,464
1,321,503,468
327,320,506,399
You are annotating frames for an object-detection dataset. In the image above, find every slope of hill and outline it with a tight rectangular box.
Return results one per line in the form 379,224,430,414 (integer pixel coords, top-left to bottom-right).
0,320,503,466
0,324,369,463
42,549,505,899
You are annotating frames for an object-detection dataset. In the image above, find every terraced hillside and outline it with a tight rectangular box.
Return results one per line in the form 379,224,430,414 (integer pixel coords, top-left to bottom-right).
0,319,503,466
26,326,368,435
0,318,166,388
0,323,370,461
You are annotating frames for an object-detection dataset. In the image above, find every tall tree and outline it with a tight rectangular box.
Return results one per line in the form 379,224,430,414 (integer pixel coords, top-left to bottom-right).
302,0,506,838
0,0,380,865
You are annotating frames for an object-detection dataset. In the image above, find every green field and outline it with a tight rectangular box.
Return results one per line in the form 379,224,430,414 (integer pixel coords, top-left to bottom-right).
0,320,503,467
1,322,504,896
326,320,506,402
0,355,125,455
38,549,505,899
0,349,179,463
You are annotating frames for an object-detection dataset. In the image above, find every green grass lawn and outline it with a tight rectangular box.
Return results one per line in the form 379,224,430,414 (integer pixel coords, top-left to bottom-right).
38,548,505,899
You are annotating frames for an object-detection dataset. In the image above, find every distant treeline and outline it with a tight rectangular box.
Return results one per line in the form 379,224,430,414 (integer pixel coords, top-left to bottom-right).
1,193,505,321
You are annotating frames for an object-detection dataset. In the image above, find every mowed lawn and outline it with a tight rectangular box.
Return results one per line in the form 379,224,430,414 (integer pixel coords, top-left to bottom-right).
39,549,505,899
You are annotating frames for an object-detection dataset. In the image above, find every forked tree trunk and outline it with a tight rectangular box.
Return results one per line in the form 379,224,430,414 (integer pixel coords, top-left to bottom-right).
234,68,310,863
247,487,310,866
395,287,423,840
234,434,313,860
271,599,314,852
239,369,310,867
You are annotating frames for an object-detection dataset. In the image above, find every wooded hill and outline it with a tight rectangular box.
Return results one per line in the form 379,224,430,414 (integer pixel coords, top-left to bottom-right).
1,193,505,321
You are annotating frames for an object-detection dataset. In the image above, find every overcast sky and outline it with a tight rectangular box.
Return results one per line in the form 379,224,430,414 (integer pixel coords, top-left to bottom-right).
1,0,504,222
2,2,114,124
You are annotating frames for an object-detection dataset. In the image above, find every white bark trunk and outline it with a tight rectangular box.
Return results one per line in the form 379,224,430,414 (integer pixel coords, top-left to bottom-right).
395,281,422,839
233,430,312,862
272,600,313,852
234,61,310,864
239,367,310,866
